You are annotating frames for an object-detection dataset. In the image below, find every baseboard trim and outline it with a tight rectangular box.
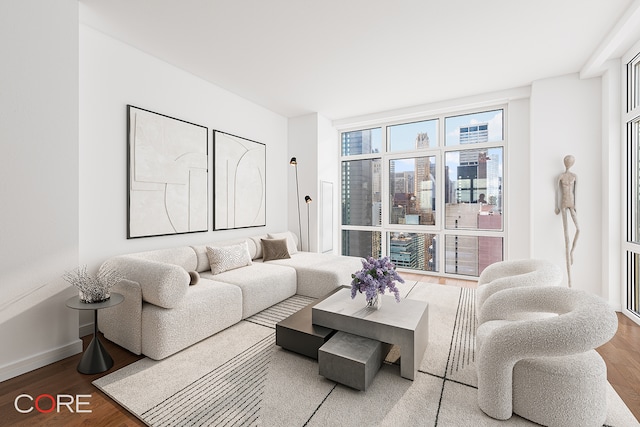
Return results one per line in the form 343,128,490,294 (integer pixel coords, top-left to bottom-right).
0,339,82,383
79,321,94,338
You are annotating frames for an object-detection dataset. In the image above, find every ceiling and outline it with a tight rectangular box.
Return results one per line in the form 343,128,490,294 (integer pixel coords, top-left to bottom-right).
79,0,635,120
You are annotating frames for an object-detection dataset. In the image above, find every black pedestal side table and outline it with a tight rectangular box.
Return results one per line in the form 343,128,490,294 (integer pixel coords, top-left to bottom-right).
65,293,124,374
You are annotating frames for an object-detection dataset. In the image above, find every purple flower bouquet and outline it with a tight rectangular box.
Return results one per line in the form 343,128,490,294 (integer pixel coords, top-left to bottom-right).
350,256,404,305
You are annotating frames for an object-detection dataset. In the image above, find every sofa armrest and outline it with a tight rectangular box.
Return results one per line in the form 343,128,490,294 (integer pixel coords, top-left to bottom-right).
99,279,143,355
102,256,190,308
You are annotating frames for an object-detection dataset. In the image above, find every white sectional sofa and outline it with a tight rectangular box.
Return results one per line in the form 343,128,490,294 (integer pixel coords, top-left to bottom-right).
99,231,363,360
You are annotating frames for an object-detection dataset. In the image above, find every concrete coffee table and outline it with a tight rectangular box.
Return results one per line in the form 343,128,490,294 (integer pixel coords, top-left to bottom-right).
312,288,429,380
275,287,344,359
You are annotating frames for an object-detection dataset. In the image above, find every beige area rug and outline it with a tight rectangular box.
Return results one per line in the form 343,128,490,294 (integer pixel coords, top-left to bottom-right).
93,282,639,426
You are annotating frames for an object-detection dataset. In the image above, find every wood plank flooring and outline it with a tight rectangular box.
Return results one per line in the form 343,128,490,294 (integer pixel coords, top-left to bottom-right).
0,276,638,425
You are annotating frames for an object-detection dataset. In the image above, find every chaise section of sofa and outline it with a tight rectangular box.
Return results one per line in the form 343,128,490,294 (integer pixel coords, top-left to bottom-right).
262,251,363,298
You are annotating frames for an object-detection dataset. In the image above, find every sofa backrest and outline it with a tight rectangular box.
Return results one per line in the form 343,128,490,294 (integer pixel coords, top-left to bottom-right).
190,231,297,272
126,246,198,271
191,238,260,273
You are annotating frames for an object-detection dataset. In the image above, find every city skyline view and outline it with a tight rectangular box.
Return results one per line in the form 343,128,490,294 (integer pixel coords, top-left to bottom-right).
341,108,504,276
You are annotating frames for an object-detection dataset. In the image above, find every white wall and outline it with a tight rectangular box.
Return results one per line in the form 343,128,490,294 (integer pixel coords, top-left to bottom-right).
287,114,318,252
79,25,288,274
317,114,340,253
0,0,82,381
530,73,604,296
288,113,339,253
601,63,622,308
505,98,532,260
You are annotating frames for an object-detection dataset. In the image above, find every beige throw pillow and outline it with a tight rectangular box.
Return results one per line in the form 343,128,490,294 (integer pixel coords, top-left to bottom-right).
261,238,291,262
206,241,252,275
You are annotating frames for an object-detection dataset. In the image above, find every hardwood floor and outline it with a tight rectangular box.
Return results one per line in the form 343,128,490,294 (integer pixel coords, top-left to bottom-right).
597,312,640,420
0,333,145,427
0,277,638,426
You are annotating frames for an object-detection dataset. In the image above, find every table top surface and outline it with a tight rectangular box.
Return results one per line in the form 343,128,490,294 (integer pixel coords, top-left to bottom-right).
65,292,124,310
312,288,428,330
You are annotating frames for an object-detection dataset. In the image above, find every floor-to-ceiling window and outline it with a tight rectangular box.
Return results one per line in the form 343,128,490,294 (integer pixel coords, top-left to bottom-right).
625,48,640,318
340,107,505,278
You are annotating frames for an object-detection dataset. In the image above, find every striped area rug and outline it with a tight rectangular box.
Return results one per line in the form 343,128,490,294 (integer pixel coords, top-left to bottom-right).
244,295,316,329
141,296,316,426
142,335,274,426
93,284,638,427
446,287,476,376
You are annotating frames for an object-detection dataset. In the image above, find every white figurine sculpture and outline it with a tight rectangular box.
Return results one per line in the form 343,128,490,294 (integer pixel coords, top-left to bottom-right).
555,155,579,287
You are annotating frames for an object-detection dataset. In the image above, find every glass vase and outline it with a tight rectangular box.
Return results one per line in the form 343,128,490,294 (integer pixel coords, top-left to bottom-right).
366,292,382,310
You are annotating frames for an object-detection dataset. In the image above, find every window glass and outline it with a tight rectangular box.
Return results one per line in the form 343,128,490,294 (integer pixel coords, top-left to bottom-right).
628,252,640,316
445,147,503,230
341,159,382,226
341,128,382,156
636,121,640,242
388,119,438,152
634,59,640,110
388,232,438,272
389,156,436,225
445,235,502,276
340,106,506,278
342,230,381,259
445,109,503,146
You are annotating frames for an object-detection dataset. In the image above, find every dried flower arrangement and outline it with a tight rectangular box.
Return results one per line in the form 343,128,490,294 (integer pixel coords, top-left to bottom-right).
63,265,123,303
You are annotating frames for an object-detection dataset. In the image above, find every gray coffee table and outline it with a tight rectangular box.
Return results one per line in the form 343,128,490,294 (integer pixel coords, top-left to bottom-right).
312,288,429,380
275,288,341,359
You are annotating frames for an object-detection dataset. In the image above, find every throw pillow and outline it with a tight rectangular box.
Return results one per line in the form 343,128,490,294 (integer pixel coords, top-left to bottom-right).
261,238,291,262
206,241,252,275
188,271,200,285
267,232,298,254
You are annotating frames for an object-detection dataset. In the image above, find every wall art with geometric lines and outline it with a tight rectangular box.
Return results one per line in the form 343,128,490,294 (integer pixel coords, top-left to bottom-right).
127,105,208,238
213,130,266,230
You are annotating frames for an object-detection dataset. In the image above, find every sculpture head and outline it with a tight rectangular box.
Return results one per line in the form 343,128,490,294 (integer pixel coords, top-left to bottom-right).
563,155,575,170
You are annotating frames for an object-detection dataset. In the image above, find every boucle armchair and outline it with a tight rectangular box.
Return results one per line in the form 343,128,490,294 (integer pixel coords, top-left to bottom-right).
476,286,618,426
476,259,563,313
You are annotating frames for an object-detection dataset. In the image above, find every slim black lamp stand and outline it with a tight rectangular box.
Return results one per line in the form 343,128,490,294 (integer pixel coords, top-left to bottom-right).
305,195,312,252
290,157,302,251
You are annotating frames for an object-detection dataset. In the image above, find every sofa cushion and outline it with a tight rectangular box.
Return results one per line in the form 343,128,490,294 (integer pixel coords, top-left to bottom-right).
188,271,200,285
267,232,298,254
206,241,252,274
248,234,269,259
261,238,291,261
141,279,243,360
103,256,190,309
200,263,296,318
266,252,364,298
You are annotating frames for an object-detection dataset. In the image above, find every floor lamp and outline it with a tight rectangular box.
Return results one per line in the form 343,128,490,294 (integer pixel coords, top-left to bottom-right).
305,195,312,252
290,157,302,251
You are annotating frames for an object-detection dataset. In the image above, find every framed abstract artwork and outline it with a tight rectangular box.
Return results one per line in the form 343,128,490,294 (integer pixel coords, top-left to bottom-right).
127,105,208,238
213,130,266,230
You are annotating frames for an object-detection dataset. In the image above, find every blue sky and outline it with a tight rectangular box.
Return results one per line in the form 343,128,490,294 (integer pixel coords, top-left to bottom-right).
390,110,503,173
388,109,503,151
345,109,504,174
